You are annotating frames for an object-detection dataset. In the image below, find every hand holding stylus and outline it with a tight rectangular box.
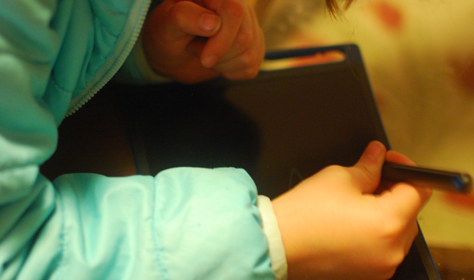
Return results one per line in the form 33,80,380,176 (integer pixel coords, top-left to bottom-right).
272,141,432,280
382,162,472,193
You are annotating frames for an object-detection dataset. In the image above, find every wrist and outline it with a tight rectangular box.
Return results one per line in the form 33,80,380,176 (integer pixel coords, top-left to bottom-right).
257,195,287,280
271,191,316,280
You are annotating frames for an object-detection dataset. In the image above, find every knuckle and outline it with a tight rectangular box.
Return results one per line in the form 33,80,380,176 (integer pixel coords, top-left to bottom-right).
168,4,185,26
381,250,406,276
380,216,405,240
371,207,407,236
225,49,261,80
224,67,257,81
239,49,258,67
224,0,245,19
325,164,343,172
370,216,409,276
324,165,349,176
369,248,405,280
377,265,399,280
241,66,259,79
235,30,253,49
388,250,406,268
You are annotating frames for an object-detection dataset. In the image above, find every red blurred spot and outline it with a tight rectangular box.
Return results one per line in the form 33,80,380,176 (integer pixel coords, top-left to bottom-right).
450,56,474,93
280,33,345,67
371,1,403,33
444,192,474,212
289,51,345,68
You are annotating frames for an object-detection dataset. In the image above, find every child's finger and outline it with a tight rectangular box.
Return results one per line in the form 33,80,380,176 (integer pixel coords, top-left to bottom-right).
385,150,416,166
382,149,432,217
200,0,245,68
212,3,264,79
351,141,386,194
167,1,221,38
378,181,432,228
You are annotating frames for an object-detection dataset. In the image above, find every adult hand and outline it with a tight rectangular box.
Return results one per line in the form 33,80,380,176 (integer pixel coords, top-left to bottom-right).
272,141,432,280
143,0,264,83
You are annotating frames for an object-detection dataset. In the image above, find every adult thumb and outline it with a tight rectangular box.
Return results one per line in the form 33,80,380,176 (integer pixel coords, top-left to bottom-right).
352,141,387,194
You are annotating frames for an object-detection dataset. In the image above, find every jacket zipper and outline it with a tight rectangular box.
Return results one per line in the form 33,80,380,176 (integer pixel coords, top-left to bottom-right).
65,0,151,117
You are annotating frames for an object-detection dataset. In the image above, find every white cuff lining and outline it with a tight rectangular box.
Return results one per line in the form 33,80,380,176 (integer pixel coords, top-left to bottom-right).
257,195,288,280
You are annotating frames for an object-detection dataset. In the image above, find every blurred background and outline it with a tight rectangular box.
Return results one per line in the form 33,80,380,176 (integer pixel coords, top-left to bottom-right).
253,0,474,278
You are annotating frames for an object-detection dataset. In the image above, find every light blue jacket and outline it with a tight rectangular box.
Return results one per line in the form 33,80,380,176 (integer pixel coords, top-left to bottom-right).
0,0,274,279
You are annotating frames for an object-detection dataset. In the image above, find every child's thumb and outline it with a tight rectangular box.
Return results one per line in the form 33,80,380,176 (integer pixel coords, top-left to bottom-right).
352,141,386,194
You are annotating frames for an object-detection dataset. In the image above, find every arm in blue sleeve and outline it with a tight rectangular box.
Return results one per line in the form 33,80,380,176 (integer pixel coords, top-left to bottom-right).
9,169,274,279
0,1,275,279
22,168,273,279
0,0,60,276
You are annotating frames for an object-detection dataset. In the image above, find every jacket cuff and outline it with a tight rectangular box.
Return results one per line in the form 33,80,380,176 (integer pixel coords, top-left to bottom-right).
114,32,171,84
257,195,288,280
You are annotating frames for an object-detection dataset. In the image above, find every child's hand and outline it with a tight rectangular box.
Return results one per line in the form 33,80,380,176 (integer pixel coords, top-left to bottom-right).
143,0,264,84
272,141,432,280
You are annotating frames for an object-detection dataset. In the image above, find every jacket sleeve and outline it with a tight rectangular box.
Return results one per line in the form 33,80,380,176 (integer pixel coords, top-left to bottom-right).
0,1,275,279
0,1,60,278
25,168,273,280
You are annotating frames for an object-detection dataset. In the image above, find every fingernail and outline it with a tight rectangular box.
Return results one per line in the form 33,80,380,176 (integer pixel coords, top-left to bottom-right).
199,13,221,33
364,141,385,161
201,55,218,68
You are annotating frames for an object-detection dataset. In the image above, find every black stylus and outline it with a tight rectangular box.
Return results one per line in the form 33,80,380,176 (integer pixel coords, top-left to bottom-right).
381,162,473,193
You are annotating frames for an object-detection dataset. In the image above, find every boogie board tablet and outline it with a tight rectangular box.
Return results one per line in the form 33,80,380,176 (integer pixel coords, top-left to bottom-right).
114,44,441,280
